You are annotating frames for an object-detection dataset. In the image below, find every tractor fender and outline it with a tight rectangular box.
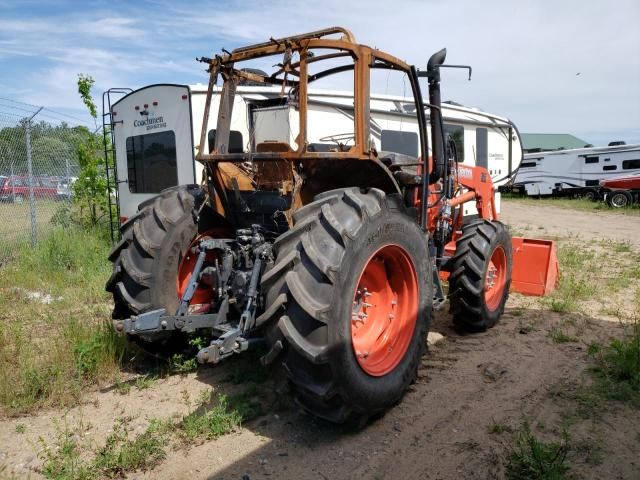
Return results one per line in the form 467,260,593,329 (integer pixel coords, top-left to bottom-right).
298,157,401,202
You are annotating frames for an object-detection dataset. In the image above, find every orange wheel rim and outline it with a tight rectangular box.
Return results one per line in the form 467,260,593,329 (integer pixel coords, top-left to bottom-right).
484,246,507,311
351,245,419,377
176,233,217,313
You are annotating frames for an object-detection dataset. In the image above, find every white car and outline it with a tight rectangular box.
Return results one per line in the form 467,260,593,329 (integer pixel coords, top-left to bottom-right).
56,177,78,200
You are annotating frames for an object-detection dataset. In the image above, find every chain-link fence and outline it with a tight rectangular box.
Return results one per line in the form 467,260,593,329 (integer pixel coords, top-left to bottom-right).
0,98,95,262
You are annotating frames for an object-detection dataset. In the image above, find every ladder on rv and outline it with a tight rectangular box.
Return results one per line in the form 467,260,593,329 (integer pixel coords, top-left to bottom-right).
102,88,132,243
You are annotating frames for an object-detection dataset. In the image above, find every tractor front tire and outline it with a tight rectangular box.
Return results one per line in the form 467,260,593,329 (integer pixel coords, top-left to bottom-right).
449,219,512,332
106,185,204,343
261,188,432,425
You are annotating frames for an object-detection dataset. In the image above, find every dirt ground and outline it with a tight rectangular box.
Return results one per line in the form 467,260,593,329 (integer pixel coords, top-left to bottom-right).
1,200,639,480
500,201,640,247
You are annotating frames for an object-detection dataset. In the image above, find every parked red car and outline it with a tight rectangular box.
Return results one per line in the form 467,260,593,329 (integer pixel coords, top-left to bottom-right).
0,175,59,203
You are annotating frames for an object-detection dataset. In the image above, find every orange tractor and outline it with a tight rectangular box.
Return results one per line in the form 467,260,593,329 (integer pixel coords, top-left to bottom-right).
107,27,558,424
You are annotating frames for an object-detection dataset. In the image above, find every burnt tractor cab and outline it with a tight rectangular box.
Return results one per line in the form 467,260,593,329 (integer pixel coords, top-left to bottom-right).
107,27,558,424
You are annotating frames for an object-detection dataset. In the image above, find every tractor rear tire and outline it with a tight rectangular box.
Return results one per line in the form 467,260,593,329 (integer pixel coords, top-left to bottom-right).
449,219,512,332
606,190,632,208
105,185,204,343
260,188,432,425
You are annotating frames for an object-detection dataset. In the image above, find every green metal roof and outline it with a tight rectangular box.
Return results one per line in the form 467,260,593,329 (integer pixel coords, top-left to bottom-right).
521,133,589,151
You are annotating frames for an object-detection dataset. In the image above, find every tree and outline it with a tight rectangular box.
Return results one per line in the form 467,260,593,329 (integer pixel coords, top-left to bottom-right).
73,74,110,228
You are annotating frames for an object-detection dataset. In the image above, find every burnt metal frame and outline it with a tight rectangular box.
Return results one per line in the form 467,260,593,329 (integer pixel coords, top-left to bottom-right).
195,27,430,226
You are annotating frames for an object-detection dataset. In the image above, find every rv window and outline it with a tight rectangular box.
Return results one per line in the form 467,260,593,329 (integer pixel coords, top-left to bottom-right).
584,156,599,164
603,165,617,171
622,159,640,170
585,180,599,187
520,162,537,168
443,124,464,161
208,130,244,154
476,128,488,168
126,131,178,194
381,130,419,158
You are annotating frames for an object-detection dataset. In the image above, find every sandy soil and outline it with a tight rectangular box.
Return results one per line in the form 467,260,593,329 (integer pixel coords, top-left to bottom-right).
1,200,639,480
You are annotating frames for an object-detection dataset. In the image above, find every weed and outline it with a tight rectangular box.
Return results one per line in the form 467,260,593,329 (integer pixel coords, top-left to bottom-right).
599,304,623,318
549,329,578,344
15,423,26,434
72,320,126,379
39,417,169,480
587,342,601,355
39,426,94,480
134,375,156,390
573,438,604,466
228,384,264,421
93,418,168,476
114,379,131,395
612,241,632,253
222,362,270,385
589,322,640,406
179,394,242,441
188,335,207,350
488,420,512,434
544,262,596,313
505,421,570,480
197,388,212,406
170,354,198,374
181,388,191,409
558,247,594,270
547,381,603,425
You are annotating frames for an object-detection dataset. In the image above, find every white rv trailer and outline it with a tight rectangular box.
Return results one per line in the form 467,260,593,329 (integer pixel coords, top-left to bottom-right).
513,144,640,197
107,83,523,221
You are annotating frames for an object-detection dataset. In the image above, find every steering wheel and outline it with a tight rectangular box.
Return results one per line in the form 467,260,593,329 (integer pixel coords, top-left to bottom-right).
318,132,355,152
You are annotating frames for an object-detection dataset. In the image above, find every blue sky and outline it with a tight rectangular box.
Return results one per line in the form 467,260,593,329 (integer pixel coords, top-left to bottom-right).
0,0,639,144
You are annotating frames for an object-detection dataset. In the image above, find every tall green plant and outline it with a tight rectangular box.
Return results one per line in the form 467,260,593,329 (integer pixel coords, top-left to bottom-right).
73,74,109,228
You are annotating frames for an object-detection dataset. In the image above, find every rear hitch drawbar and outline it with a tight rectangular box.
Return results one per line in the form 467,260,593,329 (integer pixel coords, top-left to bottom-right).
197,330,265,364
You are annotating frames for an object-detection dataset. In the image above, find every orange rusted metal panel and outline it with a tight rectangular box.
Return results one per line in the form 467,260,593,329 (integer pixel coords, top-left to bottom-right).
510,237,559,296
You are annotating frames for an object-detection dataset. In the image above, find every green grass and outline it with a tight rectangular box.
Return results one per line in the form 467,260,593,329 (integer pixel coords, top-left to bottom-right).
39,417,169,480
0,226,126,414
179,394,242,441
134,375,156,390
222,355,271,385
505,421,570,480
0,200,61,262
502,194,640,216
540,245,625,313
38,392,243,479
169,354,198,374
549,385,604,427
488,420,513,434
549,328,579,344
589,321,640,407
39,426,96,480
227,384,265,421
92,419,168,477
